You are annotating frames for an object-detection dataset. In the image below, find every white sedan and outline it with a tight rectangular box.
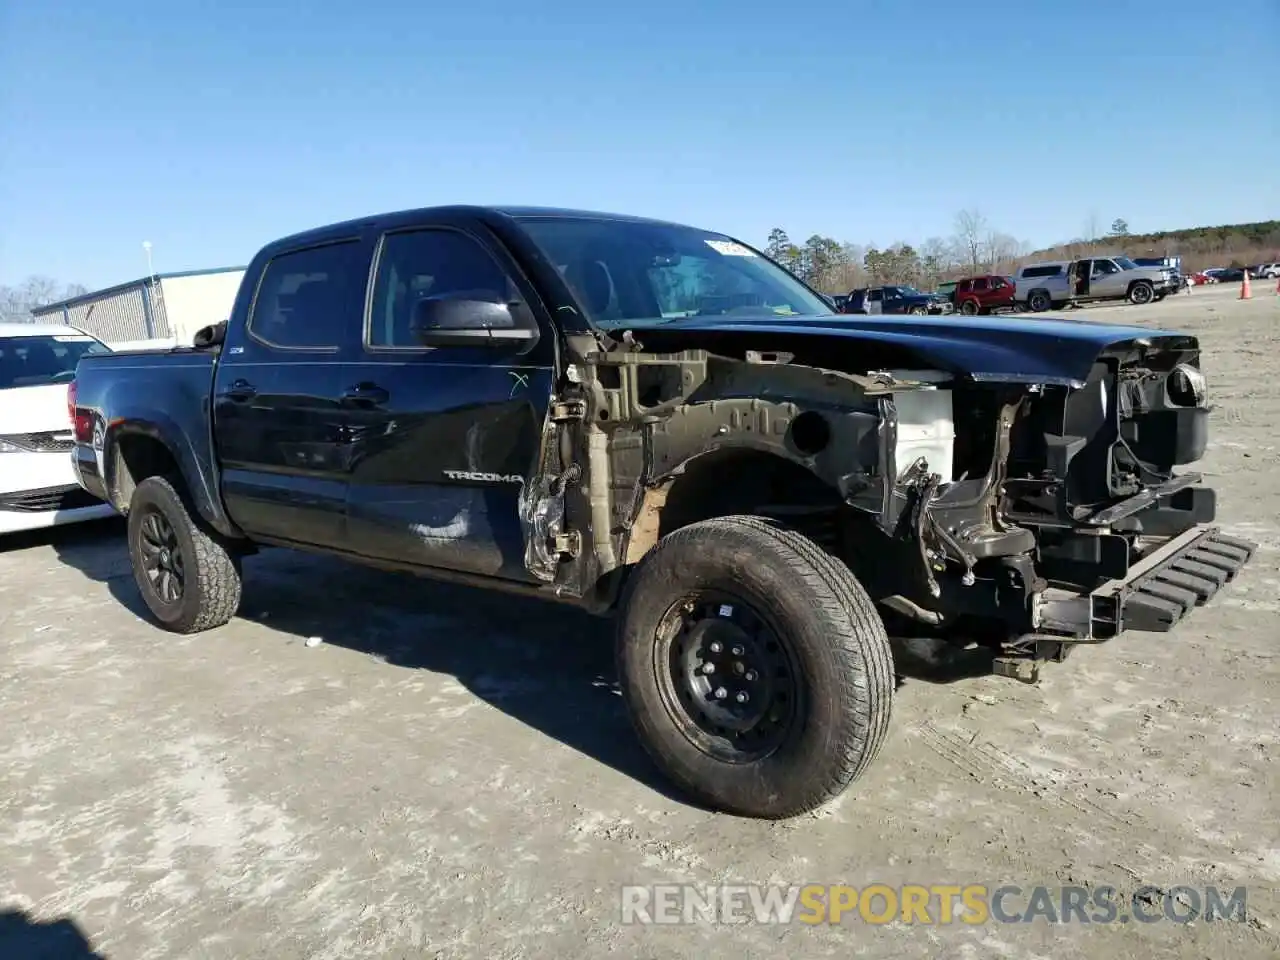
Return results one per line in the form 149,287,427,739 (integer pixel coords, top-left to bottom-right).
0,322,118,534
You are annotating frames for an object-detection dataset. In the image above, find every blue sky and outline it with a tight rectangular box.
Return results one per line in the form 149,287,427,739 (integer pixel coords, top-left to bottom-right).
1,0,1276,290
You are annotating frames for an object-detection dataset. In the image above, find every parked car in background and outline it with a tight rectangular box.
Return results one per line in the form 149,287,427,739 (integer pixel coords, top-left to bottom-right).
0,323,116,534
1258,263,1280,279
952,275,1017,315
1014,257,1177,312
842,284,954,315
1210,267,1245,283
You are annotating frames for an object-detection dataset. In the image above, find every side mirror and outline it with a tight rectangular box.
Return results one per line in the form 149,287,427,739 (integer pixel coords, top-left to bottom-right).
410,292,538,349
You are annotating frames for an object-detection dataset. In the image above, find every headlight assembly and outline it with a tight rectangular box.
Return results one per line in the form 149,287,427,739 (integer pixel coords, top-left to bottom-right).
1168,363,1208,407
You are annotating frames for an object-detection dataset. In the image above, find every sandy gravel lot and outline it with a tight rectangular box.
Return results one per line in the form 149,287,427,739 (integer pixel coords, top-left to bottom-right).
2,282,1278,959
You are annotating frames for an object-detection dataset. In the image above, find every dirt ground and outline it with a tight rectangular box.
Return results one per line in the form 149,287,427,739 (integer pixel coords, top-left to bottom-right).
2,282,1278,959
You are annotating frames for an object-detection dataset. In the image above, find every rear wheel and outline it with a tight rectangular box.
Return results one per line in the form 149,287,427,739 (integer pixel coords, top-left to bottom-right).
616,515,894,818
959,299,978,315
1028,290,1051,312
127,475,242,633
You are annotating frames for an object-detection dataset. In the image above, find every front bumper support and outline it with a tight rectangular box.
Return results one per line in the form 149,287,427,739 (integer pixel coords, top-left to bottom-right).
1034,524,1256,640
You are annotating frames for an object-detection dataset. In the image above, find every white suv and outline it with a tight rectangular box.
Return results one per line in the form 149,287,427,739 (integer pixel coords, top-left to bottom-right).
0,323,117,534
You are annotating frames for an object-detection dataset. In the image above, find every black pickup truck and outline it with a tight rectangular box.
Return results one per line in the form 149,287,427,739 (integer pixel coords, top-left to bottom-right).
69,205,1254,819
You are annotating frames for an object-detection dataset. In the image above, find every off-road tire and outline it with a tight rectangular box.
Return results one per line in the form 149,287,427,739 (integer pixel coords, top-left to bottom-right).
1128,280,1154,305
127,475,242,633
615,515,894,818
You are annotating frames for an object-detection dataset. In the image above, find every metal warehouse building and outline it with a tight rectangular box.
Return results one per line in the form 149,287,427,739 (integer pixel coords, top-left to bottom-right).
31,266,246,347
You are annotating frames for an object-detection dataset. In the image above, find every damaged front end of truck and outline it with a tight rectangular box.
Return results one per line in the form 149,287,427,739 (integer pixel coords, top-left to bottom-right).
524,313,1256,683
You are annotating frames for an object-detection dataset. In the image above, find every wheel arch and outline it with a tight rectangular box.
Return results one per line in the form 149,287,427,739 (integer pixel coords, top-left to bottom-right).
620,445,848,568
104,417,239,537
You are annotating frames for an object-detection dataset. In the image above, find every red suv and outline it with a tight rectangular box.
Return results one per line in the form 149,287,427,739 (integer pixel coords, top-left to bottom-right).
953,275,1016,315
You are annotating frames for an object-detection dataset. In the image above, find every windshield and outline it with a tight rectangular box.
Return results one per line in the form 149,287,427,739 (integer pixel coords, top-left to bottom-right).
515,217,833,326
0,334,108,390
1113,257,1140,270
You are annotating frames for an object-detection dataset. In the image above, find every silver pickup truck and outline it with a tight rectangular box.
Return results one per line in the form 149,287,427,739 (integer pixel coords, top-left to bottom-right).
1015,256,1177,312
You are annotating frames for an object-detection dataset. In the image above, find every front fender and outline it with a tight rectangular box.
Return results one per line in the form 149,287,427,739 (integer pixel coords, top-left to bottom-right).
646,394,887,512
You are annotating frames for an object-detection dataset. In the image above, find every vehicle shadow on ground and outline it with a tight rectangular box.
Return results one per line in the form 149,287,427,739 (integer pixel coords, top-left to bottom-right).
0,908,106,959
42,521,697,806
43,522,996,805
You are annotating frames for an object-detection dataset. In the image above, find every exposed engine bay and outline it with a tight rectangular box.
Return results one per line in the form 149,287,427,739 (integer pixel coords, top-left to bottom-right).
522,324,1254,682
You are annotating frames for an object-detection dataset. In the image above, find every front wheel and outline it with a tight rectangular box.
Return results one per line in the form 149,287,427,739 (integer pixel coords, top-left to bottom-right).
1128,280,1155,305
127,475,243,633
616,515,894,818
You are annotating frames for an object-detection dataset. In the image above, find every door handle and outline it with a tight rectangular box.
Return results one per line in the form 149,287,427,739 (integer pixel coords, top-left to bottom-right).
340,383,389,407
220,379,257,402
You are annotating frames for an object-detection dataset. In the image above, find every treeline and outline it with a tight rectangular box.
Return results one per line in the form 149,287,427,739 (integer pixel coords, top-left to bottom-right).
0,276,88,321
765,213,1280,293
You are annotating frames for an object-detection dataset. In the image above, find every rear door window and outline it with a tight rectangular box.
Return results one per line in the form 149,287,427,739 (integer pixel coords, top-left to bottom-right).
248,240,368,350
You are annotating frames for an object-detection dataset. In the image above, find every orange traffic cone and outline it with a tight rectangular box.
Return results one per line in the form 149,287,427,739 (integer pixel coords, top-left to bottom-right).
1240,270,1252,299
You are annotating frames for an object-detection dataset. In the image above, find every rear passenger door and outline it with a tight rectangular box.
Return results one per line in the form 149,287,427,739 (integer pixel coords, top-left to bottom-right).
334,221,556,581
214,236,371,549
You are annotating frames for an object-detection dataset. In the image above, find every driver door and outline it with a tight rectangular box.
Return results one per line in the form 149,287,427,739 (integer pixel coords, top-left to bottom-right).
334,222,556,582
1091,259,1124,296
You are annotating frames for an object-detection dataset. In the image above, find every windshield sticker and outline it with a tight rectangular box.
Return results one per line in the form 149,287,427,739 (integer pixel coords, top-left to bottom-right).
52,335,94,342
705,239,758,257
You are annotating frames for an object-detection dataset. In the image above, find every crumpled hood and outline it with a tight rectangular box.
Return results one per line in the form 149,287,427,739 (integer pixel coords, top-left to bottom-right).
607,313,1198,387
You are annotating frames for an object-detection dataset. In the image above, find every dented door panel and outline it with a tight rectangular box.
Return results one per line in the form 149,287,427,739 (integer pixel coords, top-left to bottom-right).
336,358,554,579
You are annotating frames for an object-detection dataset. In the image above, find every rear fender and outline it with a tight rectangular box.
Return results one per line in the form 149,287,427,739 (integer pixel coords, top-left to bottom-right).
103,414,240,538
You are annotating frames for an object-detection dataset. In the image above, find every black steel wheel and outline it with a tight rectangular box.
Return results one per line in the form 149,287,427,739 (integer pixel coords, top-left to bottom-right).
616,515,894,819
654,590,802,763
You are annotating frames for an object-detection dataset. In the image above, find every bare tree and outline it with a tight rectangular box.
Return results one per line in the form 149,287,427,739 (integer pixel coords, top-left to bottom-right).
953,209,988,274
0,276,88,320
985,231,1023,273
